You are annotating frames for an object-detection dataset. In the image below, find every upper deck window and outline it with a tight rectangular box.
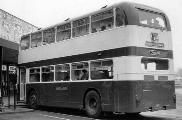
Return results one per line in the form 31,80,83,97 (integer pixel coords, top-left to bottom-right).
138,10,166,29
91,9,114,33
31,32,42,48
57,23,71,41
20,35,30,50
115,7,126,27
72,17,89,37
43,28,55,45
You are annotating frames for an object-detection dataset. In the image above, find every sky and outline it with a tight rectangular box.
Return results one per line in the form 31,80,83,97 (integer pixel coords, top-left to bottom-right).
0,0,182,71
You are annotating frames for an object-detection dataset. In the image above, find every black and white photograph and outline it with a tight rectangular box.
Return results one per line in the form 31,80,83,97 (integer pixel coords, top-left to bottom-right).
0,0,181,120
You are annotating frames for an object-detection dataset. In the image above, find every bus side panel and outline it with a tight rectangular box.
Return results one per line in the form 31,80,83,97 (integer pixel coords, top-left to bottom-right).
26,83,48,105
113,81,133,112
113,80,176,113
26,81,114,110
69,81,114,111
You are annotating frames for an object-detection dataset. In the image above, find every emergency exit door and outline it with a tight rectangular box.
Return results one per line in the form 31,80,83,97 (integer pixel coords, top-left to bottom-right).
20,68,26,101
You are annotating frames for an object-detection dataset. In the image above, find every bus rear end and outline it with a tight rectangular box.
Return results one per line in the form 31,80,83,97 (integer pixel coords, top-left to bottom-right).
112,3,176,113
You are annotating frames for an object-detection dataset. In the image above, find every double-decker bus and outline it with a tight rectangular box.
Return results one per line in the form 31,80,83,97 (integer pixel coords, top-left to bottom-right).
18,2,176,118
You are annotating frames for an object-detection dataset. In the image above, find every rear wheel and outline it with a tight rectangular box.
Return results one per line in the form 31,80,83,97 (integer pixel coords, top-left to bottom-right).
84,90,101,118
28,91,39,109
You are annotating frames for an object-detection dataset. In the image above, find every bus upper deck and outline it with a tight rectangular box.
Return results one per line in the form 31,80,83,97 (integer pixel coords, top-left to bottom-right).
19,2,172,66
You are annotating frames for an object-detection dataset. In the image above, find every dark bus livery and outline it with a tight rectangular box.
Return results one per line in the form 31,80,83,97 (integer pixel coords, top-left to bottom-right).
18,2,176,118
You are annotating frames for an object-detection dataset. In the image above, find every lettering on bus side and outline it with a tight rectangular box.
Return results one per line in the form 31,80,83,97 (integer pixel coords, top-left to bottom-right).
56,86,68,91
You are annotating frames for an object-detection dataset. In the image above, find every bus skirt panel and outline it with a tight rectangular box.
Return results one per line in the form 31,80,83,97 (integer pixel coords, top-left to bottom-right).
113,80,176,113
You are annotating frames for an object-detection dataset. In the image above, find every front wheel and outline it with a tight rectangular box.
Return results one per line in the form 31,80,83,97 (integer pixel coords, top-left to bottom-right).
28,91,39,109
84,90,102,118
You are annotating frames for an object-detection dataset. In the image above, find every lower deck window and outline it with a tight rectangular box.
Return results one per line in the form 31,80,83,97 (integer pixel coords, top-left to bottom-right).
42,66,54,82
141,58,169,71
55,64,70,81
90,60,113,80
29,68,40,82
71,62,89,80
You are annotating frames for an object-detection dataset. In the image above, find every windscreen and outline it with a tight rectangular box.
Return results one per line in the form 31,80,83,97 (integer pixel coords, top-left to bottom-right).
138,10,166,29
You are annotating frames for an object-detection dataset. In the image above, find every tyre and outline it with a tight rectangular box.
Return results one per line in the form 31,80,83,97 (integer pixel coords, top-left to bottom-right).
28,90,39,109
84,90,101,118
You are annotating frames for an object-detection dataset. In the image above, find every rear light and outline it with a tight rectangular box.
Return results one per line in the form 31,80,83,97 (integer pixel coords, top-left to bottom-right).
144,75,154,80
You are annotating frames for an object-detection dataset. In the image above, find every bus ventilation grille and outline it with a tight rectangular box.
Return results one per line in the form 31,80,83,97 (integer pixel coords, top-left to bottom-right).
158,76,168,80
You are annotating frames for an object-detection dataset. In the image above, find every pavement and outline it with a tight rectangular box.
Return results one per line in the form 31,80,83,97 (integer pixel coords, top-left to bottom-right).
0,95,34,114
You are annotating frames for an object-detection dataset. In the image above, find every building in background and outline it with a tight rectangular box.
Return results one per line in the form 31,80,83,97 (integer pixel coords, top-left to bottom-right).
0,9,38,97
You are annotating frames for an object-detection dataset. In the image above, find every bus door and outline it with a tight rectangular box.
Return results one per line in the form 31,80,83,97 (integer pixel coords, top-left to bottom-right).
19,68,26,101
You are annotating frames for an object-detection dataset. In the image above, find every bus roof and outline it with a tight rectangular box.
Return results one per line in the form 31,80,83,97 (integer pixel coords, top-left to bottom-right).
21,2,168,38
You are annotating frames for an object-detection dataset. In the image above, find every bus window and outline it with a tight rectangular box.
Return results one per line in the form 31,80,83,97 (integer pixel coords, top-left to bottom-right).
90,60,113,80
137,10,166,29
115,7,126,27
43,28,55,45
91,9,114,33
55,64,70,81
31,32,42,48
42,66,54,82
72,17,89,37
20,35,30,50
57,23,71,41
29,68,40,82
141,58,169,71
71,62,89,80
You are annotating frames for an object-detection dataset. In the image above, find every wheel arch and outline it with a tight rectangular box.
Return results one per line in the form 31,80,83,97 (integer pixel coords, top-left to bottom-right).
83,88,102,109
26,88,38,104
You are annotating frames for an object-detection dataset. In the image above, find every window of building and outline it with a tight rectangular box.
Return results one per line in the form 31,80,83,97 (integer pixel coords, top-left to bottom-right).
115,7,126,27
90,59,113,80
71,62,89,80
20,35,30,50
91,9,114,33
57,23,71,41
43,28,55,45
29,68,40,82
72,17,89,37
42,66,54,82
55,64,70,81
31,32,42,48
141,58,169,71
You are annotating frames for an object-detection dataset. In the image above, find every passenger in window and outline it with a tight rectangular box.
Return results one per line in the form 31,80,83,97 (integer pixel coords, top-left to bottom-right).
80,69,89,80
74,70,80,80
101,25,106,31
92,28,97,33
102,70,110,79
63,72,70,81
107,24,112,29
